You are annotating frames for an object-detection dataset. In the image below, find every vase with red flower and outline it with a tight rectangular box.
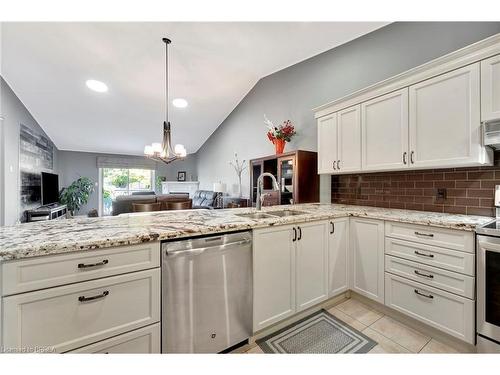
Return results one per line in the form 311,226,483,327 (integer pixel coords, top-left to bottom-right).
264,116,297,155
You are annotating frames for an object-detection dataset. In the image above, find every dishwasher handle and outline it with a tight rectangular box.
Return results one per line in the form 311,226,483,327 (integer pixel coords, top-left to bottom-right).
164,238,251,257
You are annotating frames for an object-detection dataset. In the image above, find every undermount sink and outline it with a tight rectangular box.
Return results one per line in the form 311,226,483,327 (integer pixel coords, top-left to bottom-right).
265,210,309,217
235,212,275,220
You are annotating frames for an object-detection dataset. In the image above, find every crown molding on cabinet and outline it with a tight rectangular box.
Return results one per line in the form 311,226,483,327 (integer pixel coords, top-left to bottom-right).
313,33,500,119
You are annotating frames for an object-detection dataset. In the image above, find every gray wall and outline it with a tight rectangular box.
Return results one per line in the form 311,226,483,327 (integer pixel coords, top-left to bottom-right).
196,22,500,200
58,150,198,215
0,77,60,225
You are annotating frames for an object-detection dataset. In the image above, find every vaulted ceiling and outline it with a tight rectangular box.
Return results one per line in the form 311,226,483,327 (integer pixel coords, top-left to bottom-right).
1,22,388,155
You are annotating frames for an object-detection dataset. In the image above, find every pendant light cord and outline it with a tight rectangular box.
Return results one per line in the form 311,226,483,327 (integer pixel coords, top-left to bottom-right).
163,38,171,128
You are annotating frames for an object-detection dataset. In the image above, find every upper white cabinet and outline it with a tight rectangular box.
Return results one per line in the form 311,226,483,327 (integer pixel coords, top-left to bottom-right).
361,88,409,171
317,106,361,174
481,54,500,122
337,105,362,173
409,63,488,168
315,38,500,174
328,218,349,297
350,218,385,304
317,114,337,174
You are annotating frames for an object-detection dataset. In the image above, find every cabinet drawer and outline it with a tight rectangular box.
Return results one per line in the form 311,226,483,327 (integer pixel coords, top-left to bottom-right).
69,324,160,353
1,242,160,295
384,221,474,252
385,255,474,299
384,273,475,344
385,237,474,276
2,269,160,353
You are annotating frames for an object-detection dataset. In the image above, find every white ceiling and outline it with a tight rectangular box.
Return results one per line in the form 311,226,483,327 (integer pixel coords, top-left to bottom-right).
1,22,388,155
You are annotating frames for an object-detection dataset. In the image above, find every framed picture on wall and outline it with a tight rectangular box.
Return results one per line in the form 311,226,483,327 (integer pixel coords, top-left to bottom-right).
177,171,186,182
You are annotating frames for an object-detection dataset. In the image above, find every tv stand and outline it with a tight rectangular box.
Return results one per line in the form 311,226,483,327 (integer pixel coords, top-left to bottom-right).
26,204,68,222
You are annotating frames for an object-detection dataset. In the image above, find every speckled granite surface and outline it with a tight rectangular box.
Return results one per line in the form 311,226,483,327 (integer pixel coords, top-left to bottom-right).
0,204,492,262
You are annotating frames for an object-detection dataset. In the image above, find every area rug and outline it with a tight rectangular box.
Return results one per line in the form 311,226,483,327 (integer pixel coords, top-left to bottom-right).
256,309,376,353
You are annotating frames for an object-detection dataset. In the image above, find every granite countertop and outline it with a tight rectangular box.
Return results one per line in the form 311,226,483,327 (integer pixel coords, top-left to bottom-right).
0,203,493,262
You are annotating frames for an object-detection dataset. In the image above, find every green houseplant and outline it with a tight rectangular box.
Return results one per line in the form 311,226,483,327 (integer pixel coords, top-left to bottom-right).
59,177,95,215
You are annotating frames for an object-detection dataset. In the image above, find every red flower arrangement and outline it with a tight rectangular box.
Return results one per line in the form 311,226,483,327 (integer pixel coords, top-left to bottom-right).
264,115,297,155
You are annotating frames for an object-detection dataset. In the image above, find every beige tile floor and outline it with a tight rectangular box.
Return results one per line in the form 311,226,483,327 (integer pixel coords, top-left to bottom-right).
244,298,461,354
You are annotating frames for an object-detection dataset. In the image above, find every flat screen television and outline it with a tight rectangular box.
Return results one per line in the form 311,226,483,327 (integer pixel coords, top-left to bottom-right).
41,172,59,206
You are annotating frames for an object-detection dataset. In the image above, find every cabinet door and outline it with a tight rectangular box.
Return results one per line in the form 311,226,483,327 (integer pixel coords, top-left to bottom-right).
253,225,295,331
409,63,482,168
295,221,329,311
337,105,361,173
317,114,338,174
481,54,500,122
328,218,349,297
361,88,409,171
350,218,385,304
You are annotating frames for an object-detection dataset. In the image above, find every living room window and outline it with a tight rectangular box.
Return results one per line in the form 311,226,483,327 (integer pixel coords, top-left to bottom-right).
100,168,155,216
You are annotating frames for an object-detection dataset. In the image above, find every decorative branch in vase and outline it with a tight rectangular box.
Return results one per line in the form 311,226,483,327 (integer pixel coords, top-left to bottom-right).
264,114,297,155
229,153,247,198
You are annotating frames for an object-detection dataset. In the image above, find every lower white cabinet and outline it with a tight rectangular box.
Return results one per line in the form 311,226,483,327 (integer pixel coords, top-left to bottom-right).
2,269,160,353
295,221,329,311
253,221,328,331
350,218,385,304
253,225,296,331
328,218,349,297
385,273,475,344
69,323,160,353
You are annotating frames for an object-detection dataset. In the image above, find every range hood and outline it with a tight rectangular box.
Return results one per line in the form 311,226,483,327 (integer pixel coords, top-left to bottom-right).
484,119,500,150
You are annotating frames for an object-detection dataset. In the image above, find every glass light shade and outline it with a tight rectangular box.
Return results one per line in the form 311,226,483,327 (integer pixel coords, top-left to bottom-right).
144,145,154,156
151,143,163,154
175,144,187,157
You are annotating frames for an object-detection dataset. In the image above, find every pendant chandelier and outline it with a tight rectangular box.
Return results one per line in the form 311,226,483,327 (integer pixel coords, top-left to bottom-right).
144,38,186,163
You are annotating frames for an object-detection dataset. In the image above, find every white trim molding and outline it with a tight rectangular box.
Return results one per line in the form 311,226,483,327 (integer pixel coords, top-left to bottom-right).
313,33,500,119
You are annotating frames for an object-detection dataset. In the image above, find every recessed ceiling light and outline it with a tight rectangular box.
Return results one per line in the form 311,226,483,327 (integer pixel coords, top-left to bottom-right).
86,79,108,93
172,98,188,108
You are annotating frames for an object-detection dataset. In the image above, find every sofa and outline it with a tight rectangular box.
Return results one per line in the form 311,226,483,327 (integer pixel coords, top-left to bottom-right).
111,190,217,215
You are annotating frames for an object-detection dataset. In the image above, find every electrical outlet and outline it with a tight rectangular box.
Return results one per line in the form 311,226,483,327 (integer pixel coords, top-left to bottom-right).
436,188,447,202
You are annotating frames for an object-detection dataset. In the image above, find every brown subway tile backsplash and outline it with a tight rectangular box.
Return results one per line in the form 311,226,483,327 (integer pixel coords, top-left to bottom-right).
331,153,500,217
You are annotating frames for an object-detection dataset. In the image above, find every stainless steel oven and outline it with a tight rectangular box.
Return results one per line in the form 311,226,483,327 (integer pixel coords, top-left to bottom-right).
477,234,500,351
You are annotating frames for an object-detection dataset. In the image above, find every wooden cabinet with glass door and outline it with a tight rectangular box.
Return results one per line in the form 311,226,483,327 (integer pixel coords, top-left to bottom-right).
249,150,318,207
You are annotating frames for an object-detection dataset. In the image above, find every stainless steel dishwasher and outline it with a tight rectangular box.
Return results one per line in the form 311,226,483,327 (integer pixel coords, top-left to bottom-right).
161,231,253,353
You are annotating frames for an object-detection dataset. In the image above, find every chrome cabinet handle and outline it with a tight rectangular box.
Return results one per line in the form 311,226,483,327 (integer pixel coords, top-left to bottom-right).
293,227,297,242
414,289,433,299
337,160,340,170
78,290,109,302
414,270,434,279
415,231,434,237
410,151,415,164
414,250,434,258
78,259,109,269
330,222,335,234
403,152,407,164
333,161,337,170
298,226,302,241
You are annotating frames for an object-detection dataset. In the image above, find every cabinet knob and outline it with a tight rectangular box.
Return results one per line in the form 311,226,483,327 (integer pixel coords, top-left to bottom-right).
403,152,407,165
333,161,336,170
410,151,415,164
337,160,340,170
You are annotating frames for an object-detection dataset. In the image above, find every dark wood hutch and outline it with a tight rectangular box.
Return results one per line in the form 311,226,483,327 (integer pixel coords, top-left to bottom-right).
249,150,319,207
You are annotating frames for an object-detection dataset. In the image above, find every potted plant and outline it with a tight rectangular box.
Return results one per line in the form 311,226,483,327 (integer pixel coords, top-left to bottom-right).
264,115,297,154
59,177,95,216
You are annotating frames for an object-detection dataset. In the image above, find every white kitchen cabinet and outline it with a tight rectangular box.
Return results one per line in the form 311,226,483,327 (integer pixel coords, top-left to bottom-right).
317,114,337,174
317,106,361,174
295,221,329,311
253,225,296,331
481,54,500,122
253,221,329,330
328,218,349,297
361,88,409,171
69,323,161,353
409,63,491,168
350,218,385,304
337,105,361,173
